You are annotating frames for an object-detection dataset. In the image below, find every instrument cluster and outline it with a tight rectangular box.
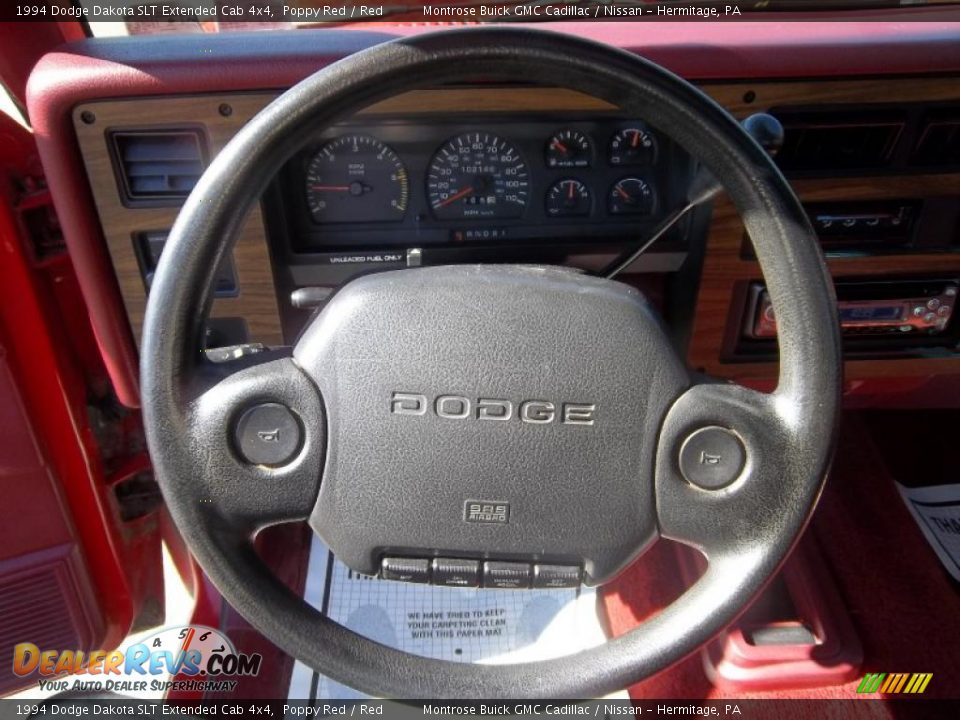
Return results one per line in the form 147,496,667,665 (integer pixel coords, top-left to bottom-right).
275,116,692,253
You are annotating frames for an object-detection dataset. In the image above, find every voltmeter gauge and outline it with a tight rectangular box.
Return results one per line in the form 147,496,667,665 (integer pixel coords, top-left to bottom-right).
609,127,656,166
546,179,591,217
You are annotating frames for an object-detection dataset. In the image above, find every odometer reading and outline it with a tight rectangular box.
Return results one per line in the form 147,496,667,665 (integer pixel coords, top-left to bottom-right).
305,135,408,224
427,133,529,219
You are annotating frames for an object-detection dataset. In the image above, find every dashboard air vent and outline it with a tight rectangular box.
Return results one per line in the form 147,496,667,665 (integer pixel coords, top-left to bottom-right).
110,129,206,204
912,112,960,168
772,111,904,173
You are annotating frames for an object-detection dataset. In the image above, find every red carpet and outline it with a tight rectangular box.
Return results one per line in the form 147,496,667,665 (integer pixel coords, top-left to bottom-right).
602,414,960,710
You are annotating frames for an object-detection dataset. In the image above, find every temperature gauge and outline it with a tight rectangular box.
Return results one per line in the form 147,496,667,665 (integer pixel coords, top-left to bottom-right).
546,179,591,217
609,127,656,166
608,177,655,215
545,130,592,168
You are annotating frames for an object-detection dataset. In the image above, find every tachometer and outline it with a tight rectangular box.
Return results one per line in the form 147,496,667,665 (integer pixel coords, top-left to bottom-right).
305,135,408,224
427,133,529,220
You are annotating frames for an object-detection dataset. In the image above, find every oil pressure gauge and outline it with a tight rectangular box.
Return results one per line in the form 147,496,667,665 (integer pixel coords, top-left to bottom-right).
545,129,592,168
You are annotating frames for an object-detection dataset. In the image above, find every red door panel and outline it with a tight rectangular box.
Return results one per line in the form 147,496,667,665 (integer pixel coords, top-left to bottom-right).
0,97,165,694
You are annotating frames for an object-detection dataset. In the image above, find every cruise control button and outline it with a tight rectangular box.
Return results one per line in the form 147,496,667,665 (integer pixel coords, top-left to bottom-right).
233,403,302,467
533,564,581,588
432,558,480,587
483,561,531,589
381,557,429,584
679,426,746,490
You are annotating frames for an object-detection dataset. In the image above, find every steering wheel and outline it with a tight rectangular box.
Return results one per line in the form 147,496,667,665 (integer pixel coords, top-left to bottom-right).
141,28,841,698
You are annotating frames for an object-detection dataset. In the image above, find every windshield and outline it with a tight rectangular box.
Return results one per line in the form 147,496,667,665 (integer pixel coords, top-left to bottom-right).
79,0,957,35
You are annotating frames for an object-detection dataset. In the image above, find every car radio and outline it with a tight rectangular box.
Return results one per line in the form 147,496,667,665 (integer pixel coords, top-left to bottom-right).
745,280,957,339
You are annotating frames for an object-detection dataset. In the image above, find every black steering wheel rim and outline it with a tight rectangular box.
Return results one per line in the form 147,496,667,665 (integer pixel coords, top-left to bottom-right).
141,27,842,698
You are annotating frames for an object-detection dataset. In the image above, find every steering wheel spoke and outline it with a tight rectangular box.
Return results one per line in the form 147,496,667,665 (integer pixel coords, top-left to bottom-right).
656,380,813,560
180,353,325,532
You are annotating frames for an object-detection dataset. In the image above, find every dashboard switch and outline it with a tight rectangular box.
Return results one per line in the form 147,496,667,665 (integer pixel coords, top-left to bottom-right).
381,557,429,584
432,558,480,588
483,561,532,589
532,564,581,588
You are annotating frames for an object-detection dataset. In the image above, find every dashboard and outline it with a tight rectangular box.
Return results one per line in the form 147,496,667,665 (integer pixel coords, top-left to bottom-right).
273,116,693,252
27,26,960,409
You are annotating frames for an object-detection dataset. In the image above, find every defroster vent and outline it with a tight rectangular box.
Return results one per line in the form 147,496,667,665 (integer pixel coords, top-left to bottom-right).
110,129,207,205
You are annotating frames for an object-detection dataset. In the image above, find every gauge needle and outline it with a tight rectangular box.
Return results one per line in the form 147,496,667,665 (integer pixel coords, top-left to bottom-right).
435,186,473,208
631,131,641,148
311,185,351,191
173,626,195,675
568,182,575,200
552,140,569,153
616,185,631,201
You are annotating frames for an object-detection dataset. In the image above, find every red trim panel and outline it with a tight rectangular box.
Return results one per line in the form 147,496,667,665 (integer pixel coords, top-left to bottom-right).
0,194,134,660
26,22,960,407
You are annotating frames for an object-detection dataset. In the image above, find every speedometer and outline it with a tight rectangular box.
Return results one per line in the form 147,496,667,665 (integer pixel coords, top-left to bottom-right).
427,133,529,220
305,135,408,224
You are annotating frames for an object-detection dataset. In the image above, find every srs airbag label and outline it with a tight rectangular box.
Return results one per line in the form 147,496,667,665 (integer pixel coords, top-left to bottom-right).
464,500,510,524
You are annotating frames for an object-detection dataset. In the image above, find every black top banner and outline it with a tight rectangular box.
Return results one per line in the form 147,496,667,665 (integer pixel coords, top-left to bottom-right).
5,1,960,24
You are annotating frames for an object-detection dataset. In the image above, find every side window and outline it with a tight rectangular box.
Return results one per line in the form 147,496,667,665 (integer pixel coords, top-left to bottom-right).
0,82,28,129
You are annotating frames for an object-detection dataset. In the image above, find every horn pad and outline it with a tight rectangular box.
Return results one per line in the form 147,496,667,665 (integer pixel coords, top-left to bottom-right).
296,265,689,583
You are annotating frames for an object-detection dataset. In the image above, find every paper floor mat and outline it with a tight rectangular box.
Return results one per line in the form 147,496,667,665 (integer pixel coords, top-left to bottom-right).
897,481,960,583
287,535,610,700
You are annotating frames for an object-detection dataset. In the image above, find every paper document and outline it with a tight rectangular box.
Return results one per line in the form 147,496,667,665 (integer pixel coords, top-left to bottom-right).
897,482,960,582
287,536,610,700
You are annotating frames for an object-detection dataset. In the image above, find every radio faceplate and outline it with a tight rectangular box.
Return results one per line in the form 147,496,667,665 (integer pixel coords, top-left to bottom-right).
745,280,957,340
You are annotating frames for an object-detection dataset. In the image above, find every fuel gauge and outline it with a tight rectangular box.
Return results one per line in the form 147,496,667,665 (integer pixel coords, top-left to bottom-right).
546,179,592,217
608,177,654,215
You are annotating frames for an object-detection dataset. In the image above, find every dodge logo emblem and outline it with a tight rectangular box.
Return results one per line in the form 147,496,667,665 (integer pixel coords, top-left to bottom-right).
389,392,596,425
